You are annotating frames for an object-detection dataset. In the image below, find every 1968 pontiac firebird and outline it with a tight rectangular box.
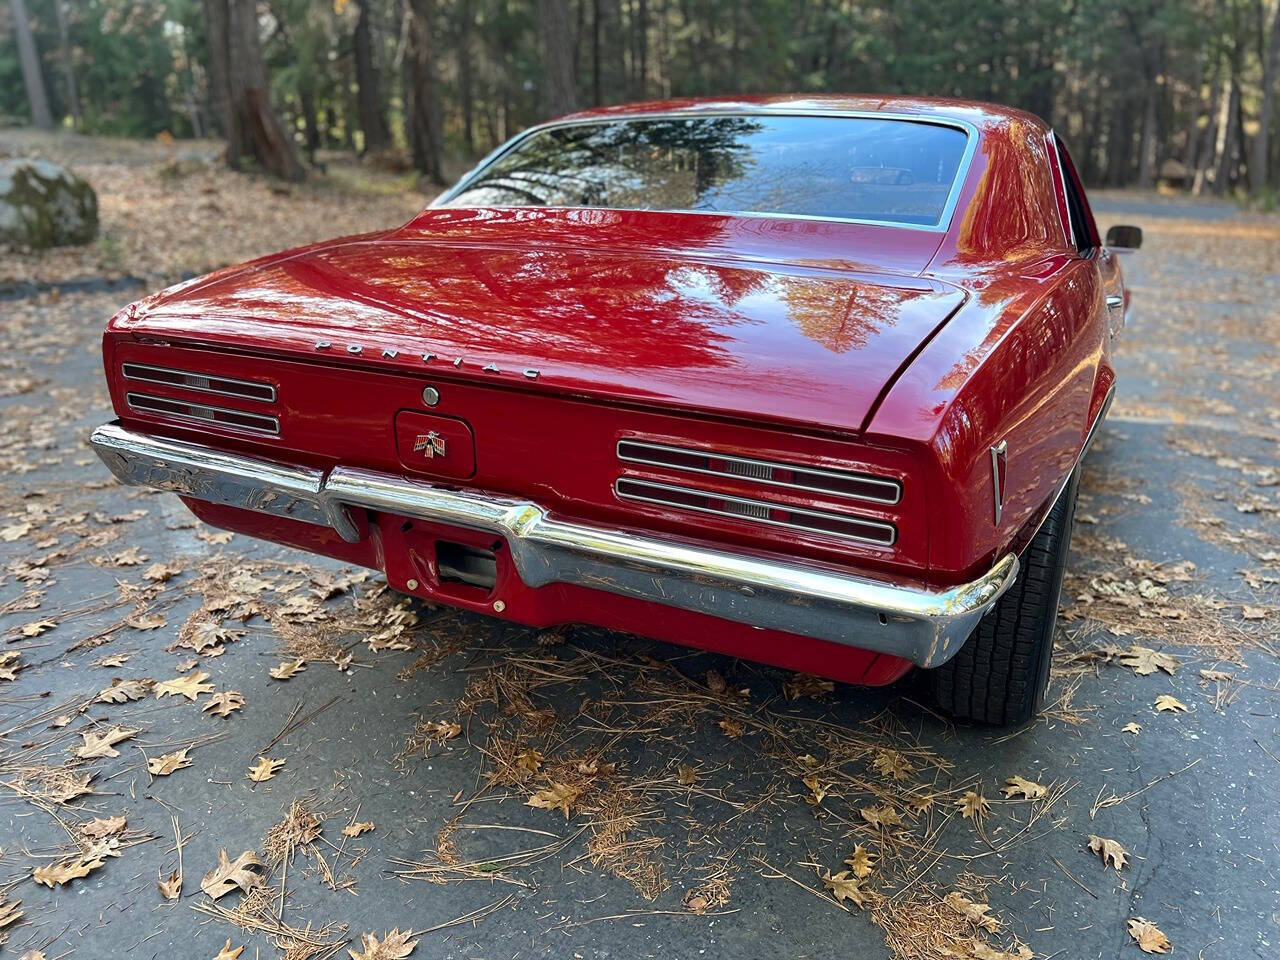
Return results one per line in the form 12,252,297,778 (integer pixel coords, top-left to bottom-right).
91,95,1141,725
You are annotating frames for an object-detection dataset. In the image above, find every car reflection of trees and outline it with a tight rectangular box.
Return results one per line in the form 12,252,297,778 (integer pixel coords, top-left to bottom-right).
448,117,764,211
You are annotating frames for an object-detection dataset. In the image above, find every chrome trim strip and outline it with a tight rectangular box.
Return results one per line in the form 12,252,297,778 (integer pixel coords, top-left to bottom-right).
616,439,902,505
90,422,1018,668
122,363,277,403
614,476,898,547
125,393,281,436
434,109,982,233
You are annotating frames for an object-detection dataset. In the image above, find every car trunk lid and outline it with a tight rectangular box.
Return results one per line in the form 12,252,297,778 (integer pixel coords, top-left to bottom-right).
121,208,966,436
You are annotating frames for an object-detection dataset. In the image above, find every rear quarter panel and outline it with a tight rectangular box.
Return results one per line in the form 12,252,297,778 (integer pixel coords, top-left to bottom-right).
867,255,1111,584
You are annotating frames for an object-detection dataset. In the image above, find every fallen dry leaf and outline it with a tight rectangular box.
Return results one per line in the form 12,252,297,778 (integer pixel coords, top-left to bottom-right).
0,651,23,681
1001,775,1048,800
202,690,246,718
343,821,375,837
1127,917,1172,954
19,619,56,637
269,659,306,680
526,782,582,819
81,816,126,839
148,748,193,776
782,673,834,700
1122,721,1142,734
844,844,876,879
247,756,286,783
33,856,105,888
1088,835,1130,872
677,763,699,786
347,928,419,960
74,725,139,759
860,804,902,829
944,891,1001,933
957,789,991,822
211,939,244,960
127,612,166,630
155,670,214,701
200,849,264,899
517,748,543,773
821,869,869,907
143,561,183,582
717,718,745,738
802,775,827,805
1118,645,1181,676
872,749,914,781
0,895,23,930
421,719,461,742
96,678,152,703
158,869,182,899
1154,694,1188,713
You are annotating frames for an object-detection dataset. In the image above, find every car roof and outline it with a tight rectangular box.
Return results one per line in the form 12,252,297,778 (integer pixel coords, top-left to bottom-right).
557,94,1049,132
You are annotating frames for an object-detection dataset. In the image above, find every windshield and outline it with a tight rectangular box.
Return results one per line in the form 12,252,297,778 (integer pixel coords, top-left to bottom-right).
443,114,970,227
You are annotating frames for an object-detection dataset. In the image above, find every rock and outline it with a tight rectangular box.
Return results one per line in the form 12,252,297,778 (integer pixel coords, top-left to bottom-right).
0,157,99,250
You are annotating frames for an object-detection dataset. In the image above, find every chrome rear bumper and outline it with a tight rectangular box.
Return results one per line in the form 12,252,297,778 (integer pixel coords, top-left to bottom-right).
90,422,1018,668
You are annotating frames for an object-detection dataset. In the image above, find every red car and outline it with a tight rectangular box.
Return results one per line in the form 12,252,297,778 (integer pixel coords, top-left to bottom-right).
91,96,1140,725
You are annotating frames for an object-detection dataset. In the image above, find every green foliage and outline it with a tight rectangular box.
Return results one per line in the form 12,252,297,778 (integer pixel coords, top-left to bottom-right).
1,0,1277,191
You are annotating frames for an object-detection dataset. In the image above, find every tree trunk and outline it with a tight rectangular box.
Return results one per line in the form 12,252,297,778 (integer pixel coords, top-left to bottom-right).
212,0,304,181
53,0,80,128
9,0,53,129
202,0,233,139
1252,0,1280,191
354,0,391,153
457,0,474,153
406,0,445,184
538,0,577,118
1136,80,1159,188
1210,74,1238,194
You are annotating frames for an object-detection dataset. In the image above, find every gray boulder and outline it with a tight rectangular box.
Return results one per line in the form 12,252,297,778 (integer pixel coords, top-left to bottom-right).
0,157,99,250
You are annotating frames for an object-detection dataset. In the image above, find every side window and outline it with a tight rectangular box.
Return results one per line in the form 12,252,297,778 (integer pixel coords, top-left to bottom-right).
1054,136,1096,256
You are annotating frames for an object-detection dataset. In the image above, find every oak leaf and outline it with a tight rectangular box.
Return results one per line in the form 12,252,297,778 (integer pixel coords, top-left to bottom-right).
347,928,419,960
782,674,834,700
802,775,827,805
905,792,935,816
0,651,23,681
96,678,152,703
212,939,244,960
1127,917,1172,954
343,821,375,837
81,816,126,839
860,804,902,829
957,789,991,822
717,718,745,738
1154,694,1188,713
704,670,727,694
200,849,264,899
871,749,914,782
74,725,139,759
526,782,582,819
33,856,105,888
180,620,244,654
20,619,56,637
943,891,1001,933
127,612,166,630
844,844,876,879
0,896,23,930
1118,645,1180,676
247,756,285,782
821,869,869,907
96,653,132,667
148,748,193,776
422,720,461,742
155,670,214,701
1122,722,1142,734
517,749,543,773
143,561,183,582
158,869,182,899
1087,835,1129,872
1001,775,1048,800
269,659,306,680
203,690,246,718
677,763,699,786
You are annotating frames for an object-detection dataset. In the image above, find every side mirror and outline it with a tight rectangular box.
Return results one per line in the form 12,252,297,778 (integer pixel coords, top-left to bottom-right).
1105,224,1142,251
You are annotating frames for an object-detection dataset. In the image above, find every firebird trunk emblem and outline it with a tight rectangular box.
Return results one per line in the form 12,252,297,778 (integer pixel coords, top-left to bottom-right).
414,431,447,458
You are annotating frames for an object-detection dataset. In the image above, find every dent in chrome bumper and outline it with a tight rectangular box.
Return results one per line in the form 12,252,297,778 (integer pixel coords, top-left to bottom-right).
91,422,1018,668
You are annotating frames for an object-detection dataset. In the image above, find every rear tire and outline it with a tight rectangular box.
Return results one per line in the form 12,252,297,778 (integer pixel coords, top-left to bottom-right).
930,468,1080,725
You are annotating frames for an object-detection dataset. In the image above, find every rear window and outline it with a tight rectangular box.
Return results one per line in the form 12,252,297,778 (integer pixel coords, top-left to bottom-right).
444,114,970,227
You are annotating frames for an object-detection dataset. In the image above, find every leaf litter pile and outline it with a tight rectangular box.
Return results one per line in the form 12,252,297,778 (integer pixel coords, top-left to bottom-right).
1,176,1277,959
